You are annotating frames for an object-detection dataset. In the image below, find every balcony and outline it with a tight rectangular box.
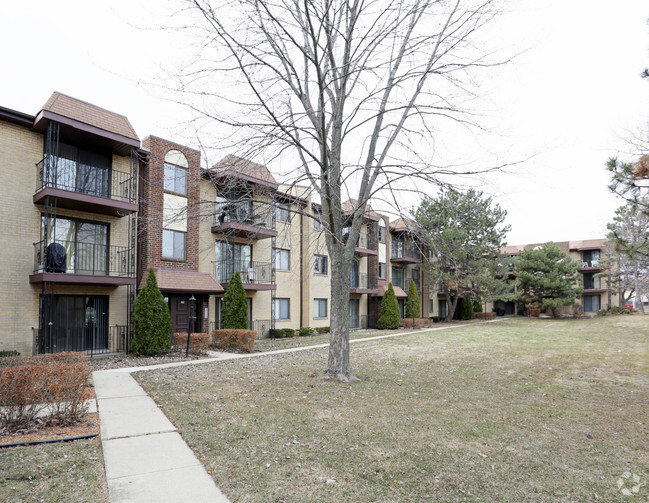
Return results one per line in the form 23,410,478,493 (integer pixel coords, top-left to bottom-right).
30,240,135,286
350,272,378,294
212,201,278,240
347,232,378,256
213,260,276,291
34,157,138,217
390,244,421,263
579,258,602,272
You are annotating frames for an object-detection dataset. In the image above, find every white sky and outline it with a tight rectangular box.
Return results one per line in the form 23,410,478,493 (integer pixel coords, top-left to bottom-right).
2,0,649,245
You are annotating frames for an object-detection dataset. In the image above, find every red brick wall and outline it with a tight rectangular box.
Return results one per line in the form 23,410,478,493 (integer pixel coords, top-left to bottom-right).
139,136,202,281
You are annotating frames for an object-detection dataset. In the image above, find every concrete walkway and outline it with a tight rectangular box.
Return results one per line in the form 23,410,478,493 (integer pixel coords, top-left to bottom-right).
94,320,506,502
93,370,230,503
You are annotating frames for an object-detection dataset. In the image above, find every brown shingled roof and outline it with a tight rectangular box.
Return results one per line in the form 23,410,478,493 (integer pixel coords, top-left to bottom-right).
377,284,408,298
210,154,278,187
41,92,139,141
389,217,418,233
140,268,224,293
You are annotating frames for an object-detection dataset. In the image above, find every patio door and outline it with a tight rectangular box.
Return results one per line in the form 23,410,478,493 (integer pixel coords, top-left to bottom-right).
40,295,108,353
349,299,359,329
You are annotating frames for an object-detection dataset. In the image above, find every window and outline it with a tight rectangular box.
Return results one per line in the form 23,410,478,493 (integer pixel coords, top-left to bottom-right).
273,298,290,320
41,215,109,275
274,203,290,222
429,299,433,313
163,229,186,260
438,299,447,319
214,241,252,282
314,255,328,275
411,267,420,288
164,163,187,195
43,142,111,197
583,295,601,313
313,210,324,230
581,250,600,268
392,238,404,258
314,298,328,318
378,226,386,243
582,273,600,290
378,262,386,279
272,248,290,271
392,266,404,289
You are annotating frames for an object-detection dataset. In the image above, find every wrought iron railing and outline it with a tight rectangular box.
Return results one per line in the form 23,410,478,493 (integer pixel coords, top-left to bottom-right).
213,260,273,284
33,324,132,357
214,201,274,229
350,273,377,290
254,319,272,340
36,157,136,203
33,240,134,276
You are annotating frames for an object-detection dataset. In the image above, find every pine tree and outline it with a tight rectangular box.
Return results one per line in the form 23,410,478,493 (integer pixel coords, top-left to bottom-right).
405,279,420,318
377,283,400,329
221,271,248,329
132,269,173,356
460,296,474,320
516,243,582,317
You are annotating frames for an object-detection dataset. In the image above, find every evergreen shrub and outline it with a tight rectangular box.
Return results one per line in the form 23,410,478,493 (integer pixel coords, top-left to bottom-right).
221,272,248,329
132,269,173,356
377,283,400,329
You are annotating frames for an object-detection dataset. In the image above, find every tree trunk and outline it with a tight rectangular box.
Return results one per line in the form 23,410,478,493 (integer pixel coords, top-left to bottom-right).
325,243,357,382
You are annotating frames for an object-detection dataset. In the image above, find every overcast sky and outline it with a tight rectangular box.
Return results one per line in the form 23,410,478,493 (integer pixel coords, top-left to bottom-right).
2,0,649,245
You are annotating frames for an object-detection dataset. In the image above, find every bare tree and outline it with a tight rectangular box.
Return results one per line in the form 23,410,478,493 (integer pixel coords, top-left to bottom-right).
167,0,512,381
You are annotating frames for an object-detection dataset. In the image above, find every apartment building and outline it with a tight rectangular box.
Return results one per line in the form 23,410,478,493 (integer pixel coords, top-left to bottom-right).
498,239,619,315
0,93,139,356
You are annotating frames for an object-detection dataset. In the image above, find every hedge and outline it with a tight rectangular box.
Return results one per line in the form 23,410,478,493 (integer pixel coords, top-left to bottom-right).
0,352,91,431
172,332,211,353
211,329,257,352
474,312,496,320
269,328,296,338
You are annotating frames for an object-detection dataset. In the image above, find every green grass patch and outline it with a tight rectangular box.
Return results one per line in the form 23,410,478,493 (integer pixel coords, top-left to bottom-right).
137,316,649,502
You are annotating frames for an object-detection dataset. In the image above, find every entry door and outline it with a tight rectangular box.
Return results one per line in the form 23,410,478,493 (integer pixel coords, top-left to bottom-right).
169,296,200,333
349,299,359,328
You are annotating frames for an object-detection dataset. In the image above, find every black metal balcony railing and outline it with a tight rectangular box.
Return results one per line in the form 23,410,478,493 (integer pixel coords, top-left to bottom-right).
36,157,136,203
343,232,377,250
391,243,420,260
405,275,420,290
583,278,601,290
34,325,132,357
350,273,377,290
213,260,273,284
214,201,274,229
33,240,133,276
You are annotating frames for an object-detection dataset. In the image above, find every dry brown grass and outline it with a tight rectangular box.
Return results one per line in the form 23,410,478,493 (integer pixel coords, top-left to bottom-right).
137,316,649,502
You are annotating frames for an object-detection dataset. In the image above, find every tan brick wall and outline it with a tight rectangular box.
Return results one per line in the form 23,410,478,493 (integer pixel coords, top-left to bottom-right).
0,120,136,355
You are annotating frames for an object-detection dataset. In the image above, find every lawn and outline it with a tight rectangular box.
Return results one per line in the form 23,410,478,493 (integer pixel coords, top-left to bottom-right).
0,437,109,503
136,316,649,502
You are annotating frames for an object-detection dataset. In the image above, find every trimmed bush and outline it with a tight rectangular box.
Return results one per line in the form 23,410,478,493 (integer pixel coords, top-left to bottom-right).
405,279,420,319
473,295,483,313
610,306,631,315
0,350,20,358
221,272,248,329
172,332,211,353
211,329,256,352
377,283,400,329
460,296,474,320
133,269,173,356
315,327,330,334
0,352,91,431
270,328,296,338
298,327,313,336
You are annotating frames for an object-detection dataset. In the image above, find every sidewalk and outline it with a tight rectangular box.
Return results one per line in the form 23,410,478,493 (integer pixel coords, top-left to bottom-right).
93,370,230,503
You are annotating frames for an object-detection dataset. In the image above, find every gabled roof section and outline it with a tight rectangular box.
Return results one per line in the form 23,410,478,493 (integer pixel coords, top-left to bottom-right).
341,199,380,221
210,154,278,189
140,268,224,294
38,92,139,141
389,217,418,233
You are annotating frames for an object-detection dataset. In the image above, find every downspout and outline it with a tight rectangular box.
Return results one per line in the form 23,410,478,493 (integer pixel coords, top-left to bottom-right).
300,205,304,328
